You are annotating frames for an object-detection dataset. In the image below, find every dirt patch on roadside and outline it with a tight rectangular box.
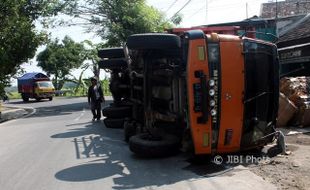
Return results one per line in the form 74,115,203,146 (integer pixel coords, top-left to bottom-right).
286,134,310,146
248,134,310,190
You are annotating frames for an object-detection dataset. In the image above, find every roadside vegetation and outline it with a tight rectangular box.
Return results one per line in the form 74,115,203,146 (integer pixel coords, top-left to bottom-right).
0,0,58,97
6,92,21,100
0,0,181,100
60,78,112,97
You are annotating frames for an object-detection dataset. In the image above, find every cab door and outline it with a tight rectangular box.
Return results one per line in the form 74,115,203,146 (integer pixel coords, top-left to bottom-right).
215,36,245,153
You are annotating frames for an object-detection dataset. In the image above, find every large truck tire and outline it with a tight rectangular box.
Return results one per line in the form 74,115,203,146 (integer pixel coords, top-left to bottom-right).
124,121,137,142
109,78,125,102
127,33,181,50
102,106,131,118
103,118,124,129
129,133,180,157
98,48,125,59
21,93,29,102
110,100,132,107
98,59,127,70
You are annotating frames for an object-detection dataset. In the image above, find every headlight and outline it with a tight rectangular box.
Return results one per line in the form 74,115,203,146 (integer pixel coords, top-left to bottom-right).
209,89,215,96
209,79,215,87
210,100,216,107
211,109,217,116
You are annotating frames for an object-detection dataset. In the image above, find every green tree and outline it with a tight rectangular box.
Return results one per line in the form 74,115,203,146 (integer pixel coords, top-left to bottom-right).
37,36,85,90
0,0,41,95
0,0,66,95
62,0,180,46
82,40,104,78
66,41,106,95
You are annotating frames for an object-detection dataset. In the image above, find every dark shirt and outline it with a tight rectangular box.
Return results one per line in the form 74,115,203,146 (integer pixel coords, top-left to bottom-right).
88,85,104,103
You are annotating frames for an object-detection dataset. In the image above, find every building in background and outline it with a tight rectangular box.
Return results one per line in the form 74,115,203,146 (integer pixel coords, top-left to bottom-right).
277,14,310,76
169,0,310,77
201,0,310,77
261,0,310,19
205,16,277,42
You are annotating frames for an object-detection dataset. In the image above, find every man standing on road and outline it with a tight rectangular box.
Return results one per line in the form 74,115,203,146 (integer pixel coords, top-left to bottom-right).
88,77,105,121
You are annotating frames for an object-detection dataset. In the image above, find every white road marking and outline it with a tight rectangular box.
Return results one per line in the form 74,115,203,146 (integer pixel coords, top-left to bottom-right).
74,108,86,121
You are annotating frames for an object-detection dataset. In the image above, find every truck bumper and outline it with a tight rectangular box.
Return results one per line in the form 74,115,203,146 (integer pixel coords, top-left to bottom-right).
37,93,54,98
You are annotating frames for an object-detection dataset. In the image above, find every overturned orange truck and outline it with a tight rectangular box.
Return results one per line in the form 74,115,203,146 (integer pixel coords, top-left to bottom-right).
99,28,279,157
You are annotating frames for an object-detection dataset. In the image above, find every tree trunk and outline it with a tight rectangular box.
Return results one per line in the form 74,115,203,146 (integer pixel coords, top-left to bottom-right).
55,74,59,90
92,59,100,80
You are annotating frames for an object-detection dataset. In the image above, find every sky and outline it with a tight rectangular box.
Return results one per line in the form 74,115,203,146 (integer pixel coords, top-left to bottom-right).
148,0,270,26
16,0,272,85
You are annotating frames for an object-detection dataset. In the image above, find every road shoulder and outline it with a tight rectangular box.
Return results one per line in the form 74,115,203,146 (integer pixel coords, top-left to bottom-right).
0,105,34,123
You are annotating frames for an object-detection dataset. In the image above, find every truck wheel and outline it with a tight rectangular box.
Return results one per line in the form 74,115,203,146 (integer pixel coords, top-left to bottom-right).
102,106,131,118
49,97,53,101
129,133,180,157
103,118,124,129
127,33,181,50
111,99,132,107
21,94,29,102
124,121,136,142
109,79,125,101
98,48,125,59
98,59,127,70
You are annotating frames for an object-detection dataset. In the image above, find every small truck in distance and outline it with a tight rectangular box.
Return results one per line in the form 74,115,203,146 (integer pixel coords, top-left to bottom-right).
18,72,55,102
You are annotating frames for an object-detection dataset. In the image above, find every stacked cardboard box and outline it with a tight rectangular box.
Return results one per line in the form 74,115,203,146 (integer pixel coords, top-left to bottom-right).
277,93,297,127
278,77,310,127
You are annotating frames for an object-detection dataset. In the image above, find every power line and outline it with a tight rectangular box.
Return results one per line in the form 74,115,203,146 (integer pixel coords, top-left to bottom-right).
170,0,193,19
186,0,261,21
184,0,260,15
187,6,206,19
173,0,265,22
165,0,179,13
181,2,247,13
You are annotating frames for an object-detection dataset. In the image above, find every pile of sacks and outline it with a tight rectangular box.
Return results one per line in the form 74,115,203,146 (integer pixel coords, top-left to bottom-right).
277,77,310,127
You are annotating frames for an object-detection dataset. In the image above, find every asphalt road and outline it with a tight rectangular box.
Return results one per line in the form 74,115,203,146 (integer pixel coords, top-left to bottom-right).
0,97,276,190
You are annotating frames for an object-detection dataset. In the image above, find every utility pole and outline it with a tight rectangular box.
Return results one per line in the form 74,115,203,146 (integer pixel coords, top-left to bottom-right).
275,0,279,37
275,0,278,20
246,2,249,19
206,0,208,24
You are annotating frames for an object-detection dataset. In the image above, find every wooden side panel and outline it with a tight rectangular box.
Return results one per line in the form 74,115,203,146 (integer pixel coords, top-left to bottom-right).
187,39,212,154
217,40,244,153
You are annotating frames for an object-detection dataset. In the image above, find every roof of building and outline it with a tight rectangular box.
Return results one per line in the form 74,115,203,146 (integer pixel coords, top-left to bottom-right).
260,0,310,19
204,16,271,28
278,14,310,47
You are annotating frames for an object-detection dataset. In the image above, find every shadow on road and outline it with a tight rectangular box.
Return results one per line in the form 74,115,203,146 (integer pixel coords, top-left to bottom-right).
29,102,89,118
22,99,111,118
7,99,50,104
52,121,233,189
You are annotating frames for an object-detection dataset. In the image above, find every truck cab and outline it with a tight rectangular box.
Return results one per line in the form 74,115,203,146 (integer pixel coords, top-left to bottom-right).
34,80,55,99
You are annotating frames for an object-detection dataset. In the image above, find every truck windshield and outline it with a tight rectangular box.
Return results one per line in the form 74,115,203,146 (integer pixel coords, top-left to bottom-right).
241,40,279,147
37,81,54,88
